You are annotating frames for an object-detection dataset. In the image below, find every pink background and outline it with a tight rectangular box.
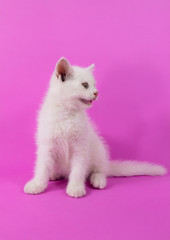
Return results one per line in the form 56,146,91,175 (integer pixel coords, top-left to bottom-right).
0,0,170,239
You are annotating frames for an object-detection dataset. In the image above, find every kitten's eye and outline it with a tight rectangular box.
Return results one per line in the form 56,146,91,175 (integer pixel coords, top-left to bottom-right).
82,82,89,89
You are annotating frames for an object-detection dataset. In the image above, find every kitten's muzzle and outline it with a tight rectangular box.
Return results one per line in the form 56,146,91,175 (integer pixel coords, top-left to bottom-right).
93,91,98,100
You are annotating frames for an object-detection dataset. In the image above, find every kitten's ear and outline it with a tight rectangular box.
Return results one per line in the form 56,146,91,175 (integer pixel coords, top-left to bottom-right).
87,64,95,72
56,57,73,81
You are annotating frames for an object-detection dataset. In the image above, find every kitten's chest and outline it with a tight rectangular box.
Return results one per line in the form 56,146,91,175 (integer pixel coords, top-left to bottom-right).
50,118,86,167
52,119,80,150
51,111,87,138
49,112,87,158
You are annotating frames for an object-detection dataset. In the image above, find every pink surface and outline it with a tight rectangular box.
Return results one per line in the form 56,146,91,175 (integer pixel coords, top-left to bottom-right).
0,0,170,239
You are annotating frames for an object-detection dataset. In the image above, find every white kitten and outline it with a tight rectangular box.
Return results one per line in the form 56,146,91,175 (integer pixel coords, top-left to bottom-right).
24,57,167,198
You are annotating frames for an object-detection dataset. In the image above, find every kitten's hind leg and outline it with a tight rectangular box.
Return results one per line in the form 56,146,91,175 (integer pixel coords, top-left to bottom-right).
89,138,108,189
90,172,106,189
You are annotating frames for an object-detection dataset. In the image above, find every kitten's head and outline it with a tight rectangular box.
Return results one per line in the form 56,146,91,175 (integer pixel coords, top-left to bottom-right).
51,57,98,111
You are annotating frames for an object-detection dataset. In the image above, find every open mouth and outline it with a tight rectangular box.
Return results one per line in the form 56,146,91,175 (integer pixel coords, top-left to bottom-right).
80,98,93,105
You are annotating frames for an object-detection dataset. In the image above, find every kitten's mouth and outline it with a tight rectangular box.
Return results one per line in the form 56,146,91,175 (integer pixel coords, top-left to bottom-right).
80,98,93,105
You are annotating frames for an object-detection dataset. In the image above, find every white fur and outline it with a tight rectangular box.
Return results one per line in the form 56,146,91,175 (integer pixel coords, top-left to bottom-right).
24,57,167,198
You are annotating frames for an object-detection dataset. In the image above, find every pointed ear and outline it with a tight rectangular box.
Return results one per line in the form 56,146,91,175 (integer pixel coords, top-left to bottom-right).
87,64,95,72
56,57,73,82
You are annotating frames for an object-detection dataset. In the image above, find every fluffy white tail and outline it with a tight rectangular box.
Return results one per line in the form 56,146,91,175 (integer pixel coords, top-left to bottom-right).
107,160,167,177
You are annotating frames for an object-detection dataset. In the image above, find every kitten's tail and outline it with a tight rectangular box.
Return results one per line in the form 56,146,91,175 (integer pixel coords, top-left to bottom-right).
107,160,167,177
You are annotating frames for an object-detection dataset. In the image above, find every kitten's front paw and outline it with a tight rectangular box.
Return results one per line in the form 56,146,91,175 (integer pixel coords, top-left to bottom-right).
66,184,86,198
24,179,47,194
90,173,106,189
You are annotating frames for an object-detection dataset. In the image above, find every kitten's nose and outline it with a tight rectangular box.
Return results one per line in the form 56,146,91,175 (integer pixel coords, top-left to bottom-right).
93,91,98,97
